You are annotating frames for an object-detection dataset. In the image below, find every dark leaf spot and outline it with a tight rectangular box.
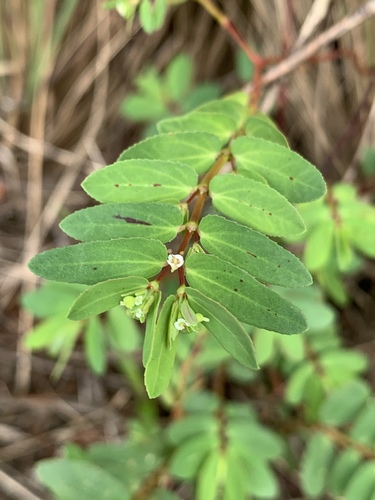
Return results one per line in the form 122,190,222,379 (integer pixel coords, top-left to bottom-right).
234,288,238,292
268,212,272,216
153,183,161,187
128,183,132,186
114,184,119,187
240,279,244,282
113,215,151,226
289,176,294,180
93,267,97,270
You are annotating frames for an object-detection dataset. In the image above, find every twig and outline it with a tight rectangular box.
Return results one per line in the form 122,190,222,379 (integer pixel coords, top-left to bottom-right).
0,468,42,500
258,1,375,88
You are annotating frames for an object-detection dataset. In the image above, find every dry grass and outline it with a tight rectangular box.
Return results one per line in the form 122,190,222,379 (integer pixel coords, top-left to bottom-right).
0,0,374,497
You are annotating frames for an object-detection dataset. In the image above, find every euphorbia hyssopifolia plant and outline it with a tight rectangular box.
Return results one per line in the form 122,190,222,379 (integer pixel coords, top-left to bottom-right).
29,92,326,397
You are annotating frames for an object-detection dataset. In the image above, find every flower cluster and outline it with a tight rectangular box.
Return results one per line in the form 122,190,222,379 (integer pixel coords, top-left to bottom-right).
169,298,209,344
120,287,156,323
174,312,209,333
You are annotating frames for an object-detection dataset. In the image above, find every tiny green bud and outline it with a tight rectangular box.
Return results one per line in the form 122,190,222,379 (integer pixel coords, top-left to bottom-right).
121,295,135,309
196,313,210,323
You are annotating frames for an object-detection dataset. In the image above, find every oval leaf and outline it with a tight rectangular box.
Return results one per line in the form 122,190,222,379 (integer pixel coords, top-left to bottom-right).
142,291,162,366
185,254,308,334
199,215,311,287
186,287,258,369
209,174,305,237
145,295,178,398
232,136,326,203
82,159,198,203
36,459,127,500
301,432,335,497
84,316,106,374
245,117,289,147
60,202,183,243
68,277,149,320
157,112,237,146
118,132,221,175
29,238,167,285
195,98,247,129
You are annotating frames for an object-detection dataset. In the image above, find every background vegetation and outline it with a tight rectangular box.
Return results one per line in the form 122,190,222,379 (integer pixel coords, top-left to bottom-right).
1,0,375,498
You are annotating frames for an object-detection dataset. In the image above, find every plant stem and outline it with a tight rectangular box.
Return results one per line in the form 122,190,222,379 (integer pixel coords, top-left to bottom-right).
178,151,230,255
194,0,262,66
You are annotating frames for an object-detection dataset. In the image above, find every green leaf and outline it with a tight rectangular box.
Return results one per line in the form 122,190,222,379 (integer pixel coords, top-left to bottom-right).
285,361,314,404
304,220,334,271
107,307,141,353
186,288,258,369
280,286,335,332
168,415,217,445
170,434,218,480
84,316,106,374
301,432,335,497
196,449,221,500
344,462,375,500
346,205,375,258
68,277,149,320
320,350,368,382
144,295,178,398
253,330,276,365
278,334,305,361
24,315,79,350
121,94,168,121
183,83,221,112
29,238,167,285
228,421,283,460
231,136,326,203
185,254,308,334
135,67,164,98
244,458,279,498
60,203,183,243
118,132,221,174
328,449,362,495
334,224,355,271
244,117,289,147
199,215,311,287
209,174,305,237
21,282,84,318
350,400,375,444
194,98,247,130
319,380,370,426
222,91,248,106
36,459,128,500
82,159,198,203
165,54,192,101
223,447,248,500
235,49,254,81
157,112,237,146
139,0,167,33
142,291,161,366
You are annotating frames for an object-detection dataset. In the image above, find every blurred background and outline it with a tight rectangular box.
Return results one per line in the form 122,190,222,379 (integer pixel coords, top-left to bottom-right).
1,0,375,498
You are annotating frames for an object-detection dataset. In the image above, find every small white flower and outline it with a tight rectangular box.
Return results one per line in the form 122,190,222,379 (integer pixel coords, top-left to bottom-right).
174,318,190,331
135,308,144,319
167,253,184,272
134,295,144,306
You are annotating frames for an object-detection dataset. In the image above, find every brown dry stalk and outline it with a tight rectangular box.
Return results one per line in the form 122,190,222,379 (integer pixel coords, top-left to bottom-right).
260,1,375,88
